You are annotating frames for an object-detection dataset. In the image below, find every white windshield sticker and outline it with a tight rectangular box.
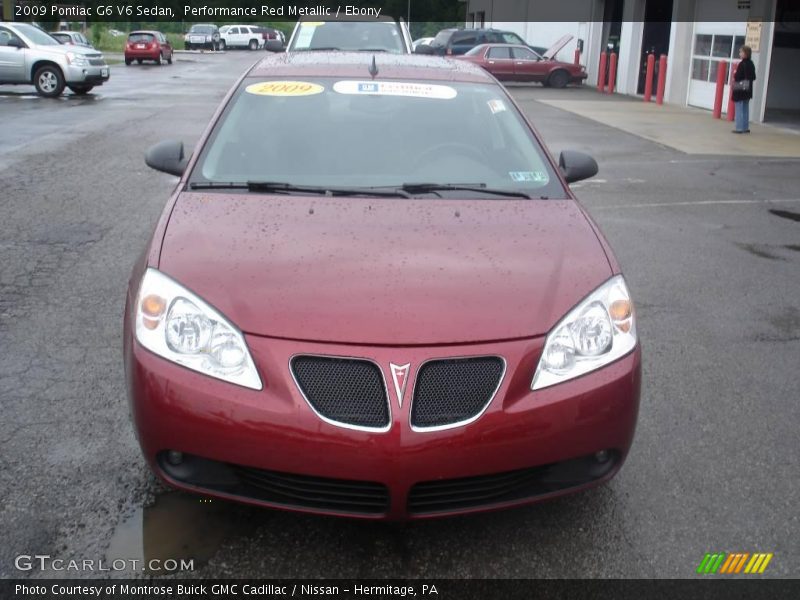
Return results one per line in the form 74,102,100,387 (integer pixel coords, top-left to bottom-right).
333,80,457,100
294,23,321,48
488,99,507,114
509,171,548,183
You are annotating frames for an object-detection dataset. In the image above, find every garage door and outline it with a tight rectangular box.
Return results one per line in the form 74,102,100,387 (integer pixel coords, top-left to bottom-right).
687,23,746,112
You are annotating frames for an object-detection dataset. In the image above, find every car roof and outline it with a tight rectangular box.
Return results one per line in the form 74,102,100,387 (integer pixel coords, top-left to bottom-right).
248,52,493,83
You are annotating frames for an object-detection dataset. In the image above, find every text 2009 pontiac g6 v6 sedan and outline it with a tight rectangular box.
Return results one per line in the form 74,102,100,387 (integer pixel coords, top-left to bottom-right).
124,53,641,519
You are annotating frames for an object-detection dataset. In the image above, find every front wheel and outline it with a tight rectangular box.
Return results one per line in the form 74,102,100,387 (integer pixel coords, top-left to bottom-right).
248,39,258,51
548,70,570,89
34,65,65,98
68,85,93,95
136,59,143,65
219,39,226,51
167,53,173,65
184,43,191,51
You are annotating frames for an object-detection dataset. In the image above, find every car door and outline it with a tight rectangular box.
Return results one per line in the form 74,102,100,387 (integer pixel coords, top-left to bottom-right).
485,46,515,80
512,46,547,82
0,27,27,82
226,27,239,47
449,31,478,55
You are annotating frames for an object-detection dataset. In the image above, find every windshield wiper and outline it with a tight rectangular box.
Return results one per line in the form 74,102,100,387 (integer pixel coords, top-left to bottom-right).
296,46,341,51
189,181,410,197
399,183,533,199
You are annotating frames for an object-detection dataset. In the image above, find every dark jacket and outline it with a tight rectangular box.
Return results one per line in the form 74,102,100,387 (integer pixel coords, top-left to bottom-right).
732,58,756,102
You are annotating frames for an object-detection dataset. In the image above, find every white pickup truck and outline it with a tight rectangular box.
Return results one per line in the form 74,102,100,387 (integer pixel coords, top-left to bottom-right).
0,22,109,97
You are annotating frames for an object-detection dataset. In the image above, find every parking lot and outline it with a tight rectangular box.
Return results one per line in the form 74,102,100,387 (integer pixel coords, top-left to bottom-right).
1,50,798,578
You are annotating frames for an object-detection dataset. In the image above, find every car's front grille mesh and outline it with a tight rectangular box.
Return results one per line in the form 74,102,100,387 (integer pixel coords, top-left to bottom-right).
291,356,390,429
88,57,106,66
232,466,389,514
410,357,504,428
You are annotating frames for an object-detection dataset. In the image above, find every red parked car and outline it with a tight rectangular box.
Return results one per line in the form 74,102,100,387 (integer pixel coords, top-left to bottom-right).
125,53,640,519
457,35,587,88
124,30,173,66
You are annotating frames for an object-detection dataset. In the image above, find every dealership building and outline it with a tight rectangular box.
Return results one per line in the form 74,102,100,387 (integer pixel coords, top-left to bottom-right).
463,0,799,125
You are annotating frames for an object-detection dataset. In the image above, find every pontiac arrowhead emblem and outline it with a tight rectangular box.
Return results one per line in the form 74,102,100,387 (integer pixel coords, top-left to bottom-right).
389,363,411,409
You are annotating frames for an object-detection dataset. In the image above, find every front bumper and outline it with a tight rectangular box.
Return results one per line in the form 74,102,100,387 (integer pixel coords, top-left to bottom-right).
125,328,640,520
64,63,109,85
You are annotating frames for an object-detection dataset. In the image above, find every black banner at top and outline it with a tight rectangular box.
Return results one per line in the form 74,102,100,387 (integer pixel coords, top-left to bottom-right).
5,0,798,23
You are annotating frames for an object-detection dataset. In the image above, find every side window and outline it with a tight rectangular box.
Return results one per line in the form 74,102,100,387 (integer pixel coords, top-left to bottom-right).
502,33,525,45
230,27,239,35
487,47,511,59
0,28,17,46
512,47,538,60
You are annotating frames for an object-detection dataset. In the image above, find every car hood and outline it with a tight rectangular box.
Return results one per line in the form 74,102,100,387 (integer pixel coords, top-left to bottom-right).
544,34,573,60
32,43,97,56
158,193,612,345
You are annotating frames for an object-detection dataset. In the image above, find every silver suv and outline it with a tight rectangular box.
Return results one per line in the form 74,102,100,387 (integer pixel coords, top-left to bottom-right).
0,22,109,97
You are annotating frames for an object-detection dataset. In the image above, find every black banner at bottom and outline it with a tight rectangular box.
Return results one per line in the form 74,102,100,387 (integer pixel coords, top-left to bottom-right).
2,580,800,600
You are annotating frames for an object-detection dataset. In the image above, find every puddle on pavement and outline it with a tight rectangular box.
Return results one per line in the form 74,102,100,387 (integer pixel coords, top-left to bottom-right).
106,492,248,574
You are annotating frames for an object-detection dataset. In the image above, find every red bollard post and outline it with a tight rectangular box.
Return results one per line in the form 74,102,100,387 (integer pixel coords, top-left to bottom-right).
574,48,581,65
656,54,668,105
597,51,607,92
727,60,739,121
607,52,618,94
712,59,728,119
643,53,655,102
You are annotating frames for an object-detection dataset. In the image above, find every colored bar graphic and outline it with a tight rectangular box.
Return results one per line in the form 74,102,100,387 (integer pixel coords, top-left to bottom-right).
719,554,736,573
700,552,773,575
759,554,773,573
697,554,712,574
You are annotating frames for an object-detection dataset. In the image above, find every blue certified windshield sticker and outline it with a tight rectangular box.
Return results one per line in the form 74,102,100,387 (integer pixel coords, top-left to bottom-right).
333,80,457,100
509,171,548,183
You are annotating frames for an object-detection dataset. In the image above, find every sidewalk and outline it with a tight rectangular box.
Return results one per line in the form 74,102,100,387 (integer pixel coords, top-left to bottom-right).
534,88,800,158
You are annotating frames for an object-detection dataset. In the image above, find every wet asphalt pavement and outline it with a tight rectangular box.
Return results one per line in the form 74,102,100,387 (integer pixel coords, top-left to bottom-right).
1,51,798,579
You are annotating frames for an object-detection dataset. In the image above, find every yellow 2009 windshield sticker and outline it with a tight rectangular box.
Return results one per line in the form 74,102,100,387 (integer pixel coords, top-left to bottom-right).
245,81,325,97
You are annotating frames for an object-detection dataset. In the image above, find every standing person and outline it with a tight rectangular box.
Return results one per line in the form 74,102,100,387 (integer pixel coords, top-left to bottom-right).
732,45,756,134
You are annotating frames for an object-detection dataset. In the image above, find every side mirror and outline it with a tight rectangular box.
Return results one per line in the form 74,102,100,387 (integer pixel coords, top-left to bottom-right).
414,44,434,55
8,37,24,49
558,150,598,184
145,140,188,177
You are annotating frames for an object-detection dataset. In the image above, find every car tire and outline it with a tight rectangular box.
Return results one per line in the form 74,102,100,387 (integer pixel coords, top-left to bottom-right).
185,43,191,51
68,85,93,95
33,64,65,98
156,53,164,66
167,53,173,65
219,39,226,51
136,59,143,65
249,39,258,51
548,70,570,89
125,58,132,66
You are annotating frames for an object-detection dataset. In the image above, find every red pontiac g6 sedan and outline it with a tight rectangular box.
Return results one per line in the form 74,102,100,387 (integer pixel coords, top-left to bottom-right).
457,35,588,88
124,53,640,519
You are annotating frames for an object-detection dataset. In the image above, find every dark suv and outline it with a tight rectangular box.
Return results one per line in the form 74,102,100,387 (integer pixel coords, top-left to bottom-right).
425,28,546,56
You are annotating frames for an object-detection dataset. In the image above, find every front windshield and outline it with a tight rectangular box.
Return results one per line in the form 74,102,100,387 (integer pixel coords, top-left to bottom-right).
290,22,405,53
14,23,59,46
191,78,565,198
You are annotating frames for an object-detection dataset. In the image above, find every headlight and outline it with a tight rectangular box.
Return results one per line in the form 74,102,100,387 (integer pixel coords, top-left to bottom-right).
532,275,636,390
134,268,262,390
65,52,89,66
